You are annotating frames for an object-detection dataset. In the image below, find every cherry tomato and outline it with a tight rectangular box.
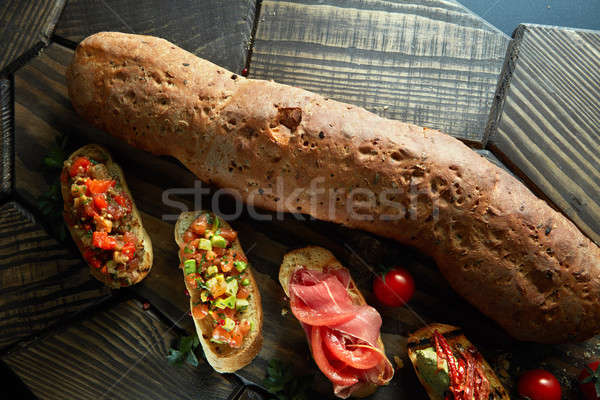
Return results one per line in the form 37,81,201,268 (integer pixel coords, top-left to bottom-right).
373,267,415,307
517,369,561,400
579,361,600,400
69,157,91,177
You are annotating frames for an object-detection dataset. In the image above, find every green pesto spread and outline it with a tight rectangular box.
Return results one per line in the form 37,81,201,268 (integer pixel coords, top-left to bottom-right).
415,347,450,399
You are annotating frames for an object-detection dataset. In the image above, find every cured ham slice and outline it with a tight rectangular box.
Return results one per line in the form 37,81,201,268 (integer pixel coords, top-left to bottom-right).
289,266,393,398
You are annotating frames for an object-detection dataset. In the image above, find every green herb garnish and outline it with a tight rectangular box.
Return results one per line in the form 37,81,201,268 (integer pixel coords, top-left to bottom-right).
166,334,200,367
263,359,313,400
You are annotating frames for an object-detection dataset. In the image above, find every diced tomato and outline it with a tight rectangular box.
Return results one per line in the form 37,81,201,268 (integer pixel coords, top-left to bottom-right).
323,328,382,369
238,320,251,336
212,326,231,344
220,257,234,272
205,251,217,262
192,303,209,320
185,273,202,289
69,157,91,177
123,232,137,244
310,326,360,387
100,265,108,275
83,203,98,218
83,249,102,269
112,194,130,208
219,228,237,242
221,307,236,319
85,179,115,195
93,194,108,209
213,247,226,256
183,230,196,243
230,330,243,348
121,242,136,260
237,287,249,299
92,231,117,250
191,215,208,235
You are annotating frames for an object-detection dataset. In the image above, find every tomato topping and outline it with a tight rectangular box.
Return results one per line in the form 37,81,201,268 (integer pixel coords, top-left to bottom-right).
230,330,243,348
220,257,234,272
83,203,98,218
83,249,102,269
100,265,108,275
85,178,115,195
192,303,209,320
93,194,108,209
185,273,202,289
191,215,208,235
323,328,382,369
238,320,251,336
183,230,196,243
121,242,136,260
93,231,117,250
69,157,91,177
112,194,129,207
212,326,231,343
219,228,237,242
310,326,359,387
237,287,250,299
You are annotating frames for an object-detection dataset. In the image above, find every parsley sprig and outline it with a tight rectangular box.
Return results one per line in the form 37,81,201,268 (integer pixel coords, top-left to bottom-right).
263,359,313,400
167,334,200,367
37,132,69,241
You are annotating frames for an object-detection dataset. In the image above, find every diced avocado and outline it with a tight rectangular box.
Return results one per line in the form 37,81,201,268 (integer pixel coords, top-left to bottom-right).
249,320,254,331
222,318,236,332
226,279,238,297
183,246,194,254
200,290,209,302
414,347,450,398
211,235,227,248
206,265,218,276
198,238,212,251
236,298,249,311
213,295,236,309
234,261,247,273
241,278,250,286
183,259,196,275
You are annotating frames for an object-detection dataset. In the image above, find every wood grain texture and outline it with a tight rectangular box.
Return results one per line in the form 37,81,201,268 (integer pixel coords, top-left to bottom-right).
249,0,510,145
0,201,111,350
54,0,256,73
13,43,600,399
486,24,600,245
0,76,14,199
0,0,66,73
2,299,239,400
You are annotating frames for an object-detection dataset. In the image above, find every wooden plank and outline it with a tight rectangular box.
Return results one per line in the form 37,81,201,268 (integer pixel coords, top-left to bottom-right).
54,0,256,73
249,0,510,146
0,201,111,350
0,0,66,73
13,42,600,399
0,76,14,200
2,299,239,400
486,24,600,245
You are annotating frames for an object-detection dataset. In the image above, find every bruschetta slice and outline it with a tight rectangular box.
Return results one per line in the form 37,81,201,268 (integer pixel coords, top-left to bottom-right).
407,323,509,400
61,144,152,288
174,211,263,373
279,246,394,398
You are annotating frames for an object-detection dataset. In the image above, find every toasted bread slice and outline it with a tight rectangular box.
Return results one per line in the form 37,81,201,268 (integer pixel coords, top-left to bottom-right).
407,323,509,400
61,144,152,288
174,211,263,373
279,246,392,398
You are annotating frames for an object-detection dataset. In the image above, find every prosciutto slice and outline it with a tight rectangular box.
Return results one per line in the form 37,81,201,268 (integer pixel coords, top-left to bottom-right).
289,266,394,398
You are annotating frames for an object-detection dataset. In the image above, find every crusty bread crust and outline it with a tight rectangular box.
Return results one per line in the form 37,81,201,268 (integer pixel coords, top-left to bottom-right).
279,246,392,398
174,211,263,373
67,32,600,343
62,144,153,288
407,323,509,400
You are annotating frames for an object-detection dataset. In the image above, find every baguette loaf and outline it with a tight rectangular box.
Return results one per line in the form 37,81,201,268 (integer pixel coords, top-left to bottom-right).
67,32,600,343
174,211,263,372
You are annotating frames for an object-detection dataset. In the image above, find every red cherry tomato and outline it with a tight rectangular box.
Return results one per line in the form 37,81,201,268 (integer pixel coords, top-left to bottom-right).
579,361,600,400
373,267,415,307
517,369,561,400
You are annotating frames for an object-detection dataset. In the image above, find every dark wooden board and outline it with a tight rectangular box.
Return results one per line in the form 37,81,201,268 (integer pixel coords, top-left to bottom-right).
10,41,600,399
0,0,66,74
2,299,239,400
54,0,256,73
0,201,111,350
486,24,600,245
0,76,14,199
248,0,510,146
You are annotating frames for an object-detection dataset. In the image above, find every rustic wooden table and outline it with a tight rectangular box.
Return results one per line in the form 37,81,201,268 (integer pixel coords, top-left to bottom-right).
1,1,598,399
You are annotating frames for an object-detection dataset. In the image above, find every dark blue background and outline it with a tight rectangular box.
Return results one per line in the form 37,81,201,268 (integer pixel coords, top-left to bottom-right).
458,0,600,36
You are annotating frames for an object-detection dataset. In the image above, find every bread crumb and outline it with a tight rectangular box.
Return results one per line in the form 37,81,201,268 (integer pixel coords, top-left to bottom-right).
394,355,404,369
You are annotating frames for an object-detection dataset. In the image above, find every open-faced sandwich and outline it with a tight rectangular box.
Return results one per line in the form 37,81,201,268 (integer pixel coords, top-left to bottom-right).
408,323,509,400
61,144,152,288
279,246,394,398
174,211,263,373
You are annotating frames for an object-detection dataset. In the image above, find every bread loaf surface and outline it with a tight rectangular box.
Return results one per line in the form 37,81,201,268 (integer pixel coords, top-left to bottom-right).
67,32,600,343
